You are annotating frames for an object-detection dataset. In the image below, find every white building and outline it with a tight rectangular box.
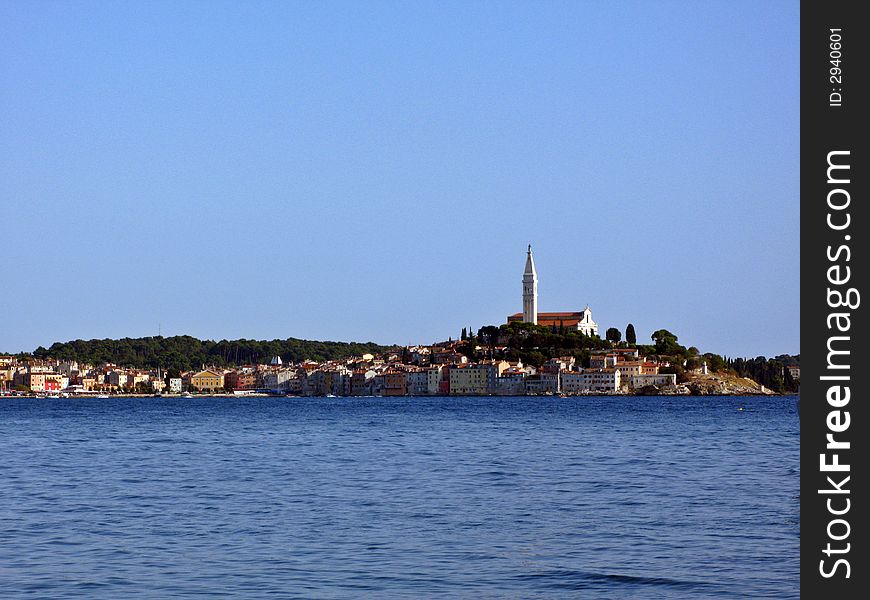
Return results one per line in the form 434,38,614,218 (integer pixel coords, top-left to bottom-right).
406,371,429,395
628,373,677,390
262,369,295,391
573,307,599,337
560,369,621,393
426,366,443,394
495,373,526,395
525,372,560,394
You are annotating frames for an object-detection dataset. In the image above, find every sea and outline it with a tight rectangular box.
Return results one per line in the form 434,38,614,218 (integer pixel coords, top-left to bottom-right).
0,395,799,599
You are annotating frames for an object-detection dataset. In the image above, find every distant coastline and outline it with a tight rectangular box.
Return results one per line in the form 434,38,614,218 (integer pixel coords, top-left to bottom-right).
2,334,797,398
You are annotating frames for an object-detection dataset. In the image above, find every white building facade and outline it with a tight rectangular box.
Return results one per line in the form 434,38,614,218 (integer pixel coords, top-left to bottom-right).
560,369,621,393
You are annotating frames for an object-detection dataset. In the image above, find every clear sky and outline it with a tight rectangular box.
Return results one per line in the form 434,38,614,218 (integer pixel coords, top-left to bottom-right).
1,0,799,358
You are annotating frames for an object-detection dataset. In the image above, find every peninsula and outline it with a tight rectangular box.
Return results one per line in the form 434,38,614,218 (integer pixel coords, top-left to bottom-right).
1,246,798,397
2,328,798,397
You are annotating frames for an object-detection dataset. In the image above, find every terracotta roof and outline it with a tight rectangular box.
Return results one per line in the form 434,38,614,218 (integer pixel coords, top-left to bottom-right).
509,311,586,319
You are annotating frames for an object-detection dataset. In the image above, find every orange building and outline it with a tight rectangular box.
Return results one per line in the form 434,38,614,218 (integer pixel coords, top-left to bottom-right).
190,369,225,392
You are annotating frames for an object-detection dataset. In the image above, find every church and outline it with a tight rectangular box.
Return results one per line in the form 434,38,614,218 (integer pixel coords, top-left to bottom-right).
506,245,599,336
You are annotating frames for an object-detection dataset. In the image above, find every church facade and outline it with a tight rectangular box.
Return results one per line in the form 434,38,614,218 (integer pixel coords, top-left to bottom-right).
506,245,599,337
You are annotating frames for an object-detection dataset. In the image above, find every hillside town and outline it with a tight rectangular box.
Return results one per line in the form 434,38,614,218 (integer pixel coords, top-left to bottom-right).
0,345,682,397
1,246,795,398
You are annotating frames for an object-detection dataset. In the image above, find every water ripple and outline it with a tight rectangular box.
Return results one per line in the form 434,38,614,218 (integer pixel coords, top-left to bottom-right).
0,395,799,599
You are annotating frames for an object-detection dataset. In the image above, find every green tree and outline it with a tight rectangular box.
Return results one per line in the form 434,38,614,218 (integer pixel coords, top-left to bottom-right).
522,350,546,367
478,325,501,355
625,323,636,345
703,353,728,373
606,327,622,343
651,329,682,356
21,335,396,370
660,363,689,383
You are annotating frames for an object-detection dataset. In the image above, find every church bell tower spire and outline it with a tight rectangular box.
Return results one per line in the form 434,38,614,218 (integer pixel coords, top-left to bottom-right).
523,245,538,324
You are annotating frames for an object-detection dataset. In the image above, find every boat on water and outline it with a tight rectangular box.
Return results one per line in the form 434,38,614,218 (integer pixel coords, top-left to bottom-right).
96,394,110,399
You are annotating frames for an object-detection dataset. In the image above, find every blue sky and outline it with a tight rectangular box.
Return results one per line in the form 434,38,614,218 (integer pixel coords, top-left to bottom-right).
1,1,799,358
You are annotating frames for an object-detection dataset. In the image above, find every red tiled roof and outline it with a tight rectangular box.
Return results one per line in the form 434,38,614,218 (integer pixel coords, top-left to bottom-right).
508,311,585,319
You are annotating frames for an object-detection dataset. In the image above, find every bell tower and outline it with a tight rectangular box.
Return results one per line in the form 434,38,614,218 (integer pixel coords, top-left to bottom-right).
522,245,538,324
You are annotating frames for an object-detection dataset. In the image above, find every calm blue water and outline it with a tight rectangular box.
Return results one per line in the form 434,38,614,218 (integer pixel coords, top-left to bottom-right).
0,396,798,598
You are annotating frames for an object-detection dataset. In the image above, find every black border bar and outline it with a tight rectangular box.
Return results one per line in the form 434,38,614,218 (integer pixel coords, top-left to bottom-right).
801,2,867,596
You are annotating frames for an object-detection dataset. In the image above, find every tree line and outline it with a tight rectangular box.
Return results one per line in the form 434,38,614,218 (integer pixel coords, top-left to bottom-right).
25,335,396,374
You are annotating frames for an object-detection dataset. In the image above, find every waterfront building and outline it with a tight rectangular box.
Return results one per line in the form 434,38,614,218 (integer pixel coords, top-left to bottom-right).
495,372,526,395
168,378,183,393
449,364,489,395
426,365,443,394
351,370,375,395
560,369,621,393
524,372,560,394
303,370,324,395
0,363,14,390
384,371,408,396
371,374,386,396
13,371,36,392
262,368,294,391
190,369,225,392
225,369,259,391
19,372,46,392
406,370,429,395
285,376,304,395
14,370,65,393
322,369,349,396
627,373,677,390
